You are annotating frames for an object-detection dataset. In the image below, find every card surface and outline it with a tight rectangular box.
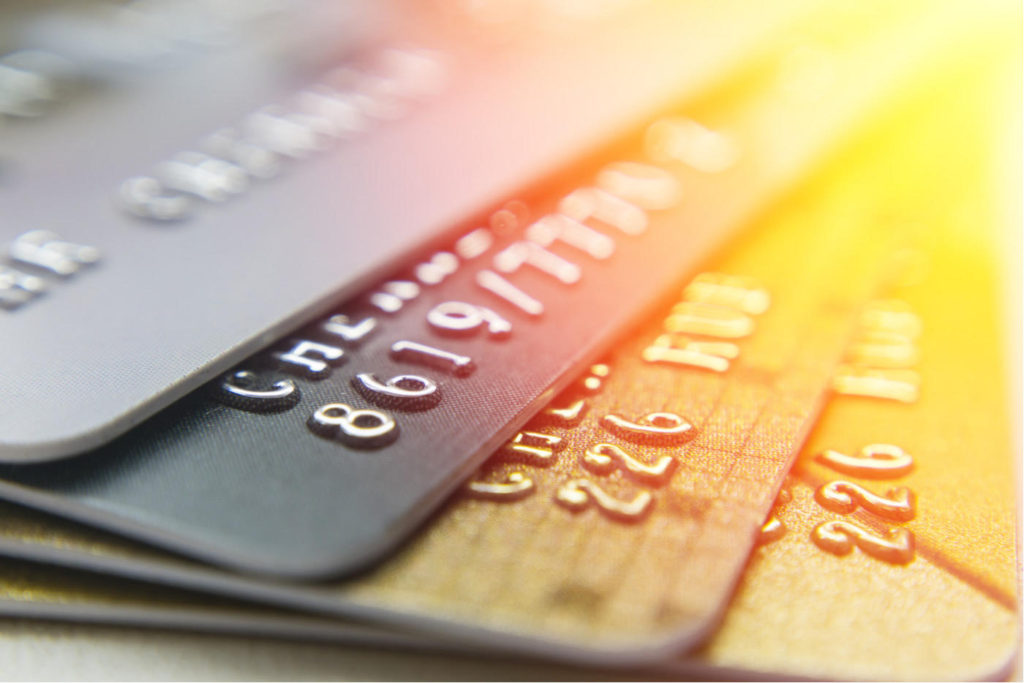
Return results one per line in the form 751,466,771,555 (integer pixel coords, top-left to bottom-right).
0,0,971,579
0,0,827,463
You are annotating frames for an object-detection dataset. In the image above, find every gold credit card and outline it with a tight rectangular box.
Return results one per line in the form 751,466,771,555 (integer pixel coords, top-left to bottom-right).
685,42,1022,679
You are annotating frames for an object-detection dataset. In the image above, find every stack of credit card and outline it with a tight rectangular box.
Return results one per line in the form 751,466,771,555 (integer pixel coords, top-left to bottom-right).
0,0,1019,679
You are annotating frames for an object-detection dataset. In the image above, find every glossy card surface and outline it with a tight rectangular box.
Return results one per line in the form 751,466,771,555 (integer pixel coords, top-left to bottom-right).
0,0,830,463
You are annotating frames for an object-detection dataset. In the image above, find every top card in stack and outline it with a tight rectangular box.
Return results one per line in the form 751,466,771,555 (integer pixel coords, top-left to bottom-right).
0,0,821,462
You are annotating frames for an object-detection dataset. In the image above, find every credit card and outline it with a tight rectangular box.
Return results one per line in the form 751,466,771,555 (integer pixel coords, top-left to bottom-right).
675,88,1022,678
0,39,1015,679
0,1,976,579
0,0,830,462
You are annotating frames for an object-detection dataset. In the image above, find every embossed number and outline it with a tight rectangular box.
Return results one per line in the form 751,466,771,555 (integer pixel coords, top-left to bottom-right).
815,444,914,478
600,411,696,446
815,481,916,522
426,301,511,339
352,373,441,411
464,472,534,501
390,340,475,377
215,370,300,413
555,479,653,522
582,443,676,486
502,432,563,465
307,403,398,448
811,520,915,565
